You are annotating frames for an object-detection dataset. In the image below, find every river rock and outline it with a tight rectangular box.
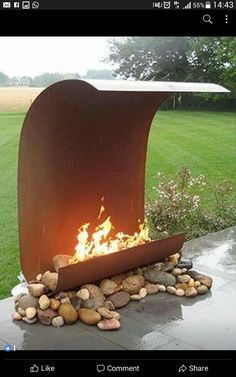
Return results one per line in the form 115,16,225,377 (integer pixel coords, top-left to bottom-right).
100,279,117,296
188,278,195,287
17,307,26,316
139,287,147,298
61,297,71,304
185,287,198,298
176,257,193,270
70,297,82,311
131,294,142,301
187,271,213,288
153,262,164,271
175,288,185,297
97,318,120,331
41,271,58,291
76,288,90,300
97,307,113,319
194,281,201,288
110,273,127,284
144,283,159,295
53,254,71,272
81,298,103,310
18,294,38,310
168,252,181,266
144,268,176,287
197,285,209,295
25,307,37,320
81,284,105,303
122,275,145,294
22,317,38,324
167,286,176,294
172,268,182,276
50,298,61,311
104,300,115,311
38,308,57,325
52,316,64,327
175,283,189,291
58,303,78,325
157,284,166,292
177,274,191,283
113,284,124,293
161,261,175,272
134,267,143,275
55,292,67,299
12,312,22,321
65,291,77,299
109,291,131,308
39,295,50,310
36,273,42,282
28,283,45,297
110,311,120,320
78,308,101,325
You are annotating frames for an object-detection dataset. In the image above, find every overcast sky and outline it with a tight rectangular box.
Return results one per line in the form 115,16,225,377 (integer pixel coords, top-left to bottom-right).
0,37,117,77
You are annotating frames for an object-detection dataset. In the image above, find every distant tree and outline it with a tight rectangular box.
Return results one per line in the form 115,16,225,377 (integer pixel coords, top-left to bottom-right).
32,72,80,87
106,37,189,81
0,72,10,86
216,37,236,96
62,73,81,80
32,73,64,87
19,76,33,86
186,37,236,99
83,69,115,80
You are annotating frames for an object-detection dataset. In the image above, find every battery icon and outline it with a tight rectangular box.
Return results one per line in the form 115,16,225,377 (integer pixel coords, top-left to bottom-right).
205,1,211,8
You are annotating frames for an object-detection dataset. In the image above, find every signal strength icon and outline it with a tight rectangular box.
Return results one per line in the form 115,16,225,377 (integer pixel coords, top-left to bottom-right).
183,2,192,8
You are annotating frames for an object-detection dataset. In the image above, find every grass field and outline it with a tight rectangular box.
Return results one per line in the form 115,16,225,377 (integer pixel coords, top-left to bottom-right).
0,110,235,299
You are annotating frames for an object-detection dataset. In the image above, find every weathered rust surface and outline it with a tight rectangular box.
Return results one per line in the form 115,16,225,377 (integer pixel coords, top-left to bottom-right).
18,80,169,281
55,233,185,292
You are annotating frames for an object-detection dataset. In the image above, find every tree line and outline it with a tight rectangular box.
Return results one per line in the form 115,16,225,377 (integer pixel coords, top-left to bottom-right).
0,69,115,88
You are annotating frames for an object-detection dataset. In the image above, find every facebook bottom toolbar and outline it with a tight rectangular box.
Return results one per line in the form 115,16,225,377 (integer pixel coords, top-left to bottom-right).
3,357,232,376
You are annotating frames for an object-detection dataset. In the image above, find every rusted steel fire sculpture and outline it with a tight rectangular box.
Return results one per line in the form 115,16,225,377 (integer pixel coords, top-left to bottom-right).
18,79,229,291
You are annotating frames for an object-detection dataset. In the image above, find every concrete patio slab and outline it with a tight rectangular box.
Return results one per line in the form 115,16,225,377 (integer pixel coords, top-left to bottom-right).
0,226,236,350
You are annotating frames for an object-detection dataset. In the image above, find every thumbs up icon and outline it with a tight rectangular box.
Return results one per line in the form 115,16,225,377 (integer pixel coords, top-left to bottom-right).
30,364,39,373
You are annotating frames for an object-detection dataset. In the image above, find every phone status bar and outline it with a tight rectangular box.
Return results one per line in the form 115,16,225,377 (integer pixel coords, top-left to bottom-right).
0,0,236,10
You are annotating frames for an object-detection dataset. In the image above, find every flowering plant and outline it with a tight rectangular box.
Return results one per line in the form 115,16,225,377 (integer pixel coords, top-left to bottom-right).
146,167,236,240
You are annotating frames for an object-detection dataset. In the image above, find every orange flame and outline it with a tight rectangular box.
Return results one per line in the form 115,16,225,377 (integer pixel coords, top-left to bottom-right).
69,206,150,263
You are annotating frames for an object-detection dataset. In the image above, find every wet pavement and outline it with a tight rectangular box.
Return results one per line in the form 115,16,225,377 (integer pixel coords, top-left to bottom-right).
0,226,236,350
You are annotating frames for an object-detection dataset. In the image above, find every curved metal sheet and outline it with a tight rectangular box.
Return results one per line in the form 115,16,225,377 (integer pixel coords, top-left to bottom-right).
18,79,169,281
55,234,185,292
85,79,230,93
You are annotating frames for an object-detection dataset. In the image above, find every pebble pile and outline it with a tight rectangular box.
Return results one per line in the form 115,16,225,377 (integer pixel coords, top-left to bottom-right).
12,253,213,331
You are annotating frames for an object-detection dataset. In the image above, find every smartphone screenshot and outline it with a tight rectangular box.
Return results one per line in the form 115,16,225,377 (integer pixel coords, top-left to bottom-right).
0,1,235,375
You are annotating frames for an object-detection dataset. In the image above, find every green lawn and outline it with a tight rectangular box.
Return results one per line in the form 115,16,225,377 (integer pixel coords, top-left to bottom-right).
146,111,236,201
0,111,235,299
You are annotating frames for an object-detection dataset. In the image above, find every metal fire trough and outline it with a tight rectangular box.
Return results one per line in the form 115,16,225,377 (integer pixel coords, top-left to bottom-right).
18,79,229,291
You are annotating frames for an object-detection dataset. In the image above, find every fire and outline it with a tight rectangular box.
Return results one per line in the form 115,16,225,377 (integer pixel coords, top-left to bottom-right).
69,206,150,263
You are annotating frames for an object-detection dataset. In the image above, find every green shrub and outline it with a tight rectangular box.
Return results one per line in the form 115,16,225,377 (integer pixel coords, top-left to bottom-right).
146,167,236,240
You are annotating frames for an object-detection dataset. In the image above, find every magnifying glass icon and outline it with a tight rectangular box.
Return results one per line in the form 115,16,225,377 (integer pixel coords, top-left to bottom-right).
203,14,213,24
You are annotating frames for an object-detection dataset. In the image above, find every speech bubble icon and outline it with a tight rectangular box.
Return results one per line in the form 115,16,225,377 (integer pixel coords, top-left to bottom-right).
97,364,105,373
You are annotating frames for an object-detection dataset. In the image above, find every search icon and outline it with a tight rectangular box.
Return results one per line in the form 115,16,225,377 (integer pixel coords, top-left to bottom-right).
203,14,213,24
